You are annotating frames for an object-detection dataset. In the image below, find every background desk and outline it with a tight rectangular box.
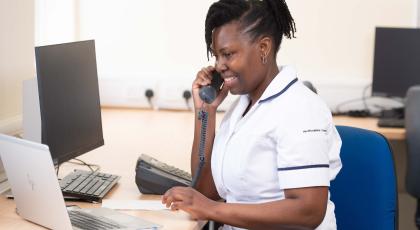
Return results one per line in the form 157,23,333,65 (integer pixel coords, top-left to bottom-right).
333,116,405,141
0,109,405,230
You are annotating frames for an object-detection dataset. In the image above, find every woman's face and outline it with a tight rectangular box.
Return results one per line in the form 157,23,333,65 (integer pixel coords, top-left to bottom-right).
212,21,268,97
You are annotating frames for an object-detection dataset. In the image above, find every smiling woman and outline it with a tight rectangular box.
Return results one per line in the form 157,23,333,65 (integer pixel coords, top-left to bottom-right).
161,1,342,230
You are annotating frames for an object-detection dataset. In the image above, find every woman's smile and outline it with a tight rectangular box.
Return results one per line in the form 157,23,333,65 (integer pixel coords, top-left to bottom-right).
223,74,239,88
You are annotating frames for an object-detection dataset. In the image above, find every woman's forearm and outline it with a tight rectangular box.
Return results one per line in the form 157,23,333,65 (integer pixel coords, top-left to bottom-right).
207,187,328,230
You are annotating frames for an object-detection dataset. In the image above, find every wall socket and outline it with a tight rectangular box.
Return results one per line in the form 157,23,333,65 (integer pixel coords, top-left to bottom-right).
99,77,159,109
156,76,194,110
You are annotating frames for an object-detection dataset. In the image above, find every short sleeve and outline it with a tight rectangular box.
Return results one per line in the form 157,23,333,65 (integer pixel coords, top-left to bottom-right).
276,117,341,190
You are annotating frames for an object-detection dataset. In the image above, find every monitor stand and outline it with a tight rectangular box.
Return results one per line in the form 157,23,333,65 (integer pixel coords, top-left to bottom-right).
22,78,41,143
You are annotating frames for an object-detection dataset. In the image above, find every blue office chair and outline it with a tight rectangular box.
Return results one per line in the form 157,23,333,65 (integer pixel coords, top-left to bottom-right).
330,126,398,230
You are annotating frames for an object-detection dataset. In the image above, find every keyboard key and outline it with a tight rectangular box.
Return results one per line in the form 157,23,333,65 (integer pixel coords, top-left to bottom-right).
94,181,111,196
103,174,112,179
64,176,86,192
69,210,123,229
87,180,103,195
80,179,98,194
73,178,92,193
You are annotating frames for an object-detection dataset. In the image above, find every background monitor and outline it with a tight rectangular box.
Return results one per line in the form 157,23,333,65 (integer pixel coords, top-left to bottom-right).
35,40,104,165
372,27,420,98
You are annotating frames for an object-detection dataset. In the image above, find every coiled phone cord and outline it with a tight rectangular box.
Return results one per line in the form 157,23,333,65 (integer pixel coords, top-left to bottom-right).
191,108,208,188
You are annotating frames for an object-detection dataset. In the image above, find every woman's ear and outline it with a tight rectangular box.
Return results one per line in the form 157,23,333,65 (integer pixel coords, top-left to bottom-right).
259,36,272,64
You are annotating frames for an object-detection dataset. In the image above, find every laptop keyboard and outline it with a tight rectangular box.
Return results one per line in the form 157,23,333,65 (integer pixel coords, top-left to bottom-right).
68,210,124,229
60,170,120,202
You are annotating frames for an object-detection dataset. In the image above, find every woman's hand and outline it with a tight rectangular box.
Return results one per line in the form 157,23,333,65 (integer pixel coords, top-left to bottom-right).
162,186,218,220
192,66,229,111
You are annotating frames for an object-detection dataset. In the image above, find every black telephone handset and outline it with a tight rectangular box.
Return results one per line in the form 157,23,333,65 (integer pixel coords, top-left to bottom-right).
198,71,224,104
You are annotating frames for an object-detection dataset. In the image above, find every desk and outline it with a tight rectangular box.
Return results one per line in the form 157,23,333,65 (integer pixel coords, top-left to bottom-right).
0,108,213,230
0,109,405,229
333,116,405,140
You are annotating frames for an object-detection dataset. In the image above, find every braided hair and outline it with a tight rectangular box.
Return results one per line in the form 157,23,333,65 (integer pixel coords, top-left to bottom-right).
205,0,296,59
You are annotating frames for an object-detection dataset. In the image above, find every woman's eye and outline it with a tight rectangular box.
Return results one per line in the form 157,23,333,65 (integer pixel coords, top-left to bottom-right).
224,52,232,58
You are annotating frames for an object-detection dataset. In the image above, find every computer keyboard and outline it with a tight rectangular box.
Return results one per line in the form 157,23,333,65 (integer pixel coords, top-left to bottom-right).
60,170,120,202
68,210,124,229
377,118,405,128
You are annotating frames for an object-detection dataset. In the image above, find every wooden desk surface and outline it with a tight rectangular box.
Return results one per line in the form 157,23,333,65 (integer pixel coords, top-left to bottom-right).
0,108,216,230
0,109,404,229
333,116,405,140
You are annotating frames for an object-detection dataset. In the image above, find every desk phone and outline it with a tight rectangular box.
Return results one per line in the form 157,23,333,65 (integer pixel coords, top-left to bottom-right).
135,154,191,195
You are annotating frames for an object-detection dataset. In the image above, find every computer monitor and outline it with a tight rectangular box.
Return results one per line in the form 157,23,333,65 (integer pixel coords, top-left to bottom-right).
35,40,104,165
372,27,420,98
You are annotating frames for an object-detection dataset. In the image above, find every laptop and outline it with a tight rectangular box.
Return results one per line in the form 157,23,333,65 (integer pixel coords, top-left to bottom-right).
0,134,161,230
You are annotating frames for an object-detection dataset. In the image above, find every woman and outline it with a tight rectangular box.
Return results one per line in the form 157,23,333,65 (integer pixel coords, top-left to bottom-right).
162,0,342,229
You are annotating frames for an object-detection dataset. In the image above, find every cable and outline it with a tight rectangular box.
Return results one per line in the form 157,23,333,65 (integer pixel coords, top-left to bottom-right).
335,83,404,115
191,108,208,188
361,84,371,112
66,158,101,172
56,164,60,176
55,159,100,179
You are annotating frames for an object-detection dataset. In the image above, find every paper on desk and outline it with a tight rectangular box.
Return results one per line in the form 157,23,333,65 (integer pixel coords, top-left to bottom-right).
102,199,169,211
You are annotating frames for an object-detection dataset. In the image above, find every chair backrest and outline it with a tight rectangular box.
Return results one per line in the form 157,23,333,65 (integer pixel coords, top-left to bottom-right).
331,126,398,230
405,86,420,198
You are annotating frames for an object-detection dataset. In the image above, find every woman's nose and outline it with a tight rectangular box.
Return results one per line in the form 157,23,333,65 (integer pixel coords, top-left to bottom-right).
215,59,227,73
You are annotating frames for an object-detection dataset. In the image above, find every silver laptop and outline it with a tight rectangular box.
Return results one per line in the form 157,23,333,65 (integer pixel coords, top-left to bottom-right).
0,134,161,230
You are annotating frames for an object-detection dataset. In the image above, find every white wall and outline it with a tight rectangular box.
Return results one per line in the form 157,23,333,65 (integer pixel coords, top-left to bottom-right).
77,0,214,80
418,0,420,26
0,0,35,190
283,0,415,81
0,0,35,134
8,0,419,118
35,0,75,46
76,0,416,82
281,0,416,110
76,0,219,110
1,0,417,120
70,0,417,110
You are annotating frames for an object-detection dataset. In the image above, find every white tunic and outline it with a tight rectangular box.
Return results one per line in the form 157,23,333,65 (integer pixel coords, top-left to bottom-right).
211,66,342,230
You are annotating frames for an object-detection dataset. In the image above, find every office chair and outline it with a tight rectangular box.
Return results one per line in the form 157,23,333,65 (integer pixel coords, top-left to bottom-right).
302,80,317,94
405,86,420,230
330,126,398,230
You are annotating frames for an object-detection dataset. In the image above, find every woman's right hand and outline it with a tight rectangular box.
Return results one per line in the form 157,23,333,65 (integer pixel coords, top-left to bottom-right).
192,66,229,111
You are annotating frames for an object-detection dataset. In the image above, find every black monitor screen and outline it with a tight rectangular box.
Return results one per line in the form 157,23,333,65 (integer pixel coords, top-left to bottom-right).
35,40,104,165
372,27,420,98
